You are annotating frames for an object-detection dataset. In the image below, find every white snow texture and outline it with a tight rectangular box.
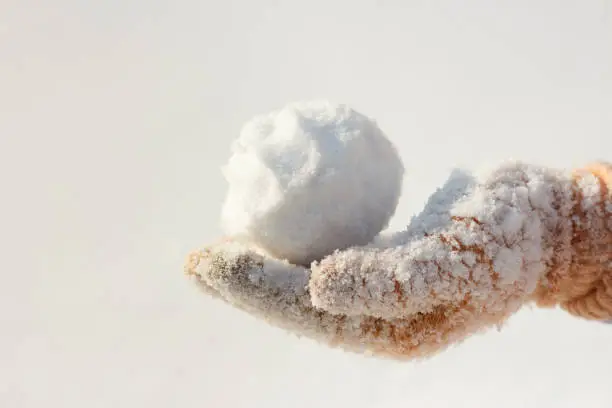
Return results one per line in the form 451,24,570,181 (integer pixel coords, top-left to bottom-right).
221,101,405,265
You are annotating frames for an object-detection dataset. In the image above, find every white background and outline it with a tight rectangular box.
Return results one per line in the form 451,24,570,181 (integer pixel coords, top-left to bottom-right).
2,1,612,407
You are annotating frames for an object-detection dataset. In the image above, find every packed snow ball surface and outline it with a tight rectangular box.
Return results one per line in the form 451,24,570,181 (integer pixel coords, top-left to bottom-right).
220,101,405,266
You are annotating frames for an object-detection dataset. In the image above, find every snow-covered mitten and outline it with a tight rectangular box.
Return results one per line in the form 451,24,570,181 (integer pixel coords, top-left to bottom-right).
186,161,612,360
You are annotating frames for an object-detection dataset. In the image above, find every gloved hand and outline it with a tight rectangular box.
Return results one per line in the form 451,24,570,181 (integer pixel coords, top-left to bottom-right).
185,161,612,360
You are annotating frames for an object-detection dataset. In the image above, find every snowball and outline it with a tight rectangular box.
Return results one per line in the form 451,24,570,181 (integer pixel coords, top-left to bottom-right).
220,101,404,266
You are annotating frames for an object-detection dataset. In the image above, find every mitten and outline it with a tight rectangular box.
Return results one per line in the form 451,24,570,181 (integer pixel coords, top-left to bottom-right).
186,161,612,360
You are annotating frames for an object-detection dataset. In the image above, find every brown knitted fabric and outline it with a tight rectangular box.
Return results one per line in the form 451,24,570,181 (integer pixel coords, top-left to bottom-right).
533,163,612,320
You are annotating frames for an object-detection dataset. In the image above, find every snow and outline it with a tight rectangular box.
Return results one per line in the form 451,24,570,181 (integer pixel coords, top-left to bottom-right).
2,1,612,408
221,101,404,265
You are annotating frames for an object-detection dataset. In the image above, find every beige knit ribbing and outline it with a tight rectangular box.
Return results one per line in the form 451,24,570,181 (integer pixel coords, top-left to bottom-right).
534,162,612,320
